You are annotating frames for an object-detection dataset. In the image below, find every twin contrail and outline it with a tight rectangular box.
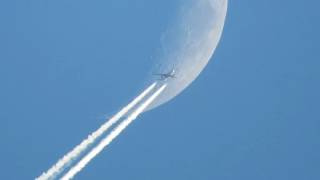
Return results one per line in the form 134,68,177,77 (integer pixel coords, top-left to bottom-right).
61,84,167,180
36,83,158,180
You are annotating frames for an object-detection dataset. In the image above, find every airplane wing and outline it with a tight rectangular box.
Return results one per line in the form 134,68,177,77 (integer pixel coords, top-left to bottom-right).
153,73,165,76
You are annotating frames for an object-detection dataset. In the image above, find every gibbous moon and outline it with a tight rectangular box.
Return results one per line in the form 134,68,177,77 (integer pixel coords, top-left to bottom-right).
148,0,228,110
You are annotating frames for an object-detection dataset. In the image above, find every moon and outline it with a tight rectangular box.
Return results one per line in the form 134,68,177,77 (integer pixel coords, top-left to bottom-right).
147,0,228,110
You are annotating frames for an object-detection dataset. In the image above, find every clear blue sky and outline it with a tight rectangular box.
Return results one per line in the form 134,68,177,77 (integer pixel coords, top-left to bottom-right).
1,0,319,179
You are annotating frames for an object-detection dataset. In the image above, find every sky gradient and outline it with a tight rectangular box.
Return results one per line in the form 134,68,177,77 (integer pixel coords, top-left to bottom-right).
1,0,319,179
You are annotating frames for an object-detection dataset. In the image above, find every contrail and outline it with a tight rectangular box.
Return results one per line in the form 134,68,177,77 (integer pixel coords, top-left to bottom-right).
36,83,157,180
61,83,167,180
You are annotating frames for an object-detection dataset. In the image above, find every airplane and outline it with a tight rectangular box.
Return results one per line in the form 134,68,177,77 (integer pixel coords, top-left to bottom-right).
153,68,176,81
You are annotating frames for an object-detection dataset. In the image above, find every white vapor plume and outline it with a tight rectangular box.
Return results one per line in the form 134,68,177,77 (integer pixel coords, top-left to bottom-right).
36,83,157,180
61,83,167,180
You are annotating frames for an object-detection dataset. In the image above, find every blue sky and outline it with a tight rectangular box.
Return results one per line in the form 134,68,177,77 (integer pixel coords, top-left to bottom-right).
1,0,319,179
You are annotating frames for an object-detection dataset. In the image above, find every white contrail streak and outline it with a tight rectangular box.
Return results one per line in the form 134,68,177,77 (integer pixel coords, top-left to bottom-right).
36,83,157,180
61,83,167,180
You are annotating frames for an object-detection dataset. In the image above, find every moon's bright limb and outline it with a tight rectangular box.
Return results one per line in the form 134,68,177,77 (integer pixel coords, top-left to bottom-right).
148,0,228,110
